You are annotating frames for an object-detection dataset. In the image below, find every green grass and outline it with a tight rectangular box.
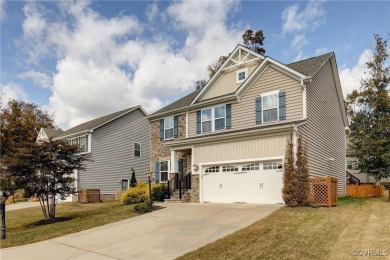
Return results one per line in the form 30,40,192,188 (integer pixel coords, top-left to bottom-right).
178,193,390,260
0,201,140,249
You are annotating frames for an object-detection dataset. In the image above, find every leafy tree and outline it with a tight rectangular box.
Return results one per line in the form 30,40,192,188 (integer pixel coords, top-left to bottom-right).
0,99,56,196
283,131,309,207
207,28,266,78
130,168,137,188
242,29,266,54
346,34,390,185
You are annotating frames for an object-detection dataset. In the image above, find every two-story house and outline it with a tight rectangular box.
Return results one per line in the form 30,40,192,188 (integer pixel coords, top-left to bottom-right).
148,45,347,204
37,106,150,201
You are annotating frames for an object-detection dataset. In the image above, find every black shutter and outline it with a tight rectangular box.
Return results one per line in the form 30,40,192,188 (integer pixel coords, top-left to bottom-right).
226,104,231,129
196,110,201,134
256,97,262,124
279,91,286,121
159,119,164,140
174,116,178,138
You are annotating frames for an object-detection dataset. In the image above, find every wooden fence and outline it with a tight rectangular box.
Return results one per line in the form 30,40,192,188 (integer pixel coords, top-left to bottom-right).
308,177,338,207
346,184,384,198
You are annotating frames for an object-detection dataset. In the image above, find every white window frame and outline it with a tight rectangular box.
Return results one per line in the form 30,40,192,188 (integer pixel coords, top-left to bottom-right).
201,105,227,133
164,116,174,140
121,179,129,191
261,90,279,123
134,142,141,158
68,135,89,154
236,68,248,84
160,160,171,183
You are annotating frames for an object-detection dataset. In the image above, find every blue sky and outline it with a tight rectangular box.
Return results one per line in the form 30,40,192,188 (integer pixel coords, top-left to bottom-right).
1,0,389,129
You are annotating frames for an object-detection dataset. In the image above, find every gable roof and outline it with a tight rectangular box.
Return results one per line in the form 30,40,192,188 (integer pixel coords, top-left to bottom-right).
150,89,201,117
287,52,333,76
55,106,147,139
42,128,63,139
148,50,335,119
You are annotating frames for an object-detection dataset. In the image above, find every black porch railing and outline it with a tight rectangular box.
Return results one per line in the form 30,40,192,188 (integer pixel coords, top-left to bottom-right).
346,171,360,185
166,172,191,200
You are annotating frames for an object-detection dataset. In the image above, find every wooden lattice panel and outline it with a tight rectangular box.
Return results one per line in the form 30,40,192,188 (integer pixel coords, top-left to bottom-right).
79,188,100,203
309,177,338,207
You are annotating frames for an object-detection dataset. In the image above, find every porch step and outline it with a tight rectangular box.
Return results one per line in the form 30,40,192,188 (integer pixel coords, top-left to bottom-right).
164,198,185,203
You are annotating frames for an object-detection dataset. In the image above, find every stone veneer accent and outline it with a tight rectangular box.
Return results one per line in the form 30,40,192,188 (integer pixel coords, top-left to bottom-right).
150,113,199,202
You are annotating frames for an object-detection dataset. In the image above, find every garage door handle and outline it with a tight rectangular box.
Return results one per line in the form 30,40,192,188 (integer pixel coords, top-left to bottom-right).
259,183,263,189
219,184,222,189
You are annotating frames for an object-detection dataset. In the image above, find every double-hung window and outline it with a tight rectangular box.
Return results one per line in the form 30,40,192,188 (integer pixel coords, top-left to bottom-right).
134,143,141,157
201,109,212,133
68,135,89,153
256,90,286,124
160,161,170,182
214,105,226,130
121,179,129,191
200,105,227,133
164,117,174,139
262,93,278,123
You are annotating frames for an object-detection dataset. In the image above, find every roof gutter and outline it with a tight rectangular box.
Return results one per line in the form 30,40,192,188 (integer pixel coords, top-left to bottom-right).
148,94,237,121
53,130,92,140
166,121,304,148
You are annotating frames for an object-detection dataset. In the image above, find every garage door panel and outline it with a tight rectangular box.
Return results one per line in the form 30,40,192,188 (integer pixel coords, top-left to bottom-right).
203,161,284,204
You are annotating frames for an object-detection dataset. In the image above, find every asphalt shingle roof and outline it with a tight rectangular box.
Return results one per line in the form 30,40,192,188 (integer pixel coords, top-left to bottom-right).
150,89,201,116
150,52,333,116
42,128,63,139
55,107,138,138
286,52,333,76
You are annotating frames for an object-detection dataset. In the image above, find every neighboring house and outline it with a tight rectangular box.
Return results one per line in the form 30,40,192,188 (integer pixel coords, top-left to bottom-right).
148,45,347,204
346,143,390,185
37,106,150,200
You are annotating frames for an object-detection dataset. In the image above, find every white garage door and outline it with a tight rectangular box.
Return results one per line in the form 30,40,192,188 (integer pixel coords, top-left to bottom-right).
203,161,284,204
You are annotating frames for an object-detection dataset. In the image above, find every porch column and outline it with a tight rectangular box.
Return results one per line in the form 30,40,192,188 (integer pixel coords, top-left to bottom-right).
171,150,177,173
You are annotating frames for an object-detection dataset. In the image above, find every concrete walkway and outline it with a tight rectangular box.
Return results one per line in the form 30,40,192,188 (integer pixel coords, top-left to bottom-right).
0,203,281,260
5,200,68,211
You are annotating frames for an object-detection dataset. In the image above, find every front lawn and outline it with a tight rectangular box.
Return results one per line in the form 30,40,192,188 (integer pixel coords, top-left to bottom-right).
179,193,390,260
0,201,140,248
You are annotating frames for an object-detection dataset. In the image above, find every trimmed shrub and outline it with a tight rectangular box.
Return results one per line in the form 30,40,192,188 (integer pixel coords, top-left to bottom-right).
152,184,167,202
121,182,149,205
133,203,150,213
130,168,137,188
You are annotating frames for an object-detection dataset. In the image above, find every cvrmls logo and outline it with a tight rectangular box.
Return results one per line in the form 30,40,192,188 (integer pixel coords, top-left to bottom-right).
352,249,388,256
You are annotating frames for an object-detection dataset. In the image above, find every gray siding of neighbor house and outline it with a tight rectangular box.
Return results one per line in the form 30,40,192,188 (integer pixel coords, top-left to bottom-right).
79,109,150,194
299,60,346,195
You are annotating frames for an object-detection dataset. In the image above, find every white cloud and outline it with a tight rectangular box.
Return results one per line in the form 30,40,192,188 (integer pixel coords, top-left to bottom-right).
146,2,159,22
339,49,372,97
20,1,242,129
0,0,6,22
0,83,28,105
281,0,326,57
18,70,53,89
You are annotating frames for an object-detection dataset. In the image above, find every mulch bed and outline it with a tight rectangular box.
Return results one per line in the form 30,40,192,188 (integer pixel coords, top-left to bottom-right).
28,217,72,227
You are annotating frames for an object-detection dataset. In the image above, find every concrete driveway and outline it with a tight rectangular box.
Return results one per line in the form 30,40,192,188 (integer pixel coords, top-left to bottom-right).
0,202,282,260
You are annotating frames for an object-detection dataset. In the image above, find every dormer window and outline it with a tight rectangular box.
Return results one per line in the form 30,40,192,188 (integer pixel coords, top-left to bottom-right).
236,68,248,84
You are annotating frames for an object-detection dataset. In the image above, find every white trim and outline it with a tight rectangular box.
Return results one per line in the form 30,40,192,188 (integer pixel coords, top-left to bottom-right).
200,104,227,134
302,84,307,120
160,160,171,183
236,68,248,84
185,111,189,138
134,142,141,158
191,45,265,105
88,133,92,153
121,179,130,191
260,90,280,124
222,58,261,71
199,156,284,167
170,151,177,173
163,116,174,140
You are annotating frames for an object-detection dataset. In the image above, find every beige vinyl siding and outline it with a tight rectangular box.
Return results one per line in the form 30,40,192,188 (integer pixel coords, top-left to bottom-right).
193,133,288,165
202,61,259,100
299,60,346,195
188,66,303,137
